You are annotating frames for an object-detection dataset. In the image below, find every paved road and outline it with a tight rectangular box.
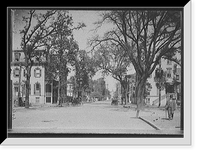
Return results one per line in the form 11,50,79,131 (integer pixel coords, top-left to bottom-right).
11,100,182,134
12,101,152,133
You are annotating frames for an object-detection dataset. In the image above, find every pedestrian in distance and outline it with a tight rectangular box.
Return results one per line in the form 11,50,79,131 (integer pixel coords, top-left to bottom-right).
165,94,177,120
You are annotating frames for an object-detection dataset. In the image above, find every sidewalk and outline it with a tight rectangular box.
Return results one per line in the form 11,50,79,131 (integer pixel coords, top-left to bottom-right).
138,106,181,131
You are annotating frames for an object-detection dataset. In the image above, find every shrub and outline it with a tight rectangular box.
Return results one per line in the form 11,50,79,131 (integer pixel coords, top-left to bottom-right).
71,98,81,106
111,99,118,105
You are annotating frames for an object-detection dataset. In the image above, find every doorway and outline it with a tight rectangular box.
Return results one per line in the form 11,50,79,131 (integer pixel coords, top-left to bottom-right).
45,83,52,103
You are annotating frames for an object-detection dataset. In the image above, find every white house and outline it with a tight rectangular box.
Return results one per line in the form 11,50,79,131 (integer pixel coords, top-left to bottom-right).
146,58,181,106
115,57,181,107
10,50,53,106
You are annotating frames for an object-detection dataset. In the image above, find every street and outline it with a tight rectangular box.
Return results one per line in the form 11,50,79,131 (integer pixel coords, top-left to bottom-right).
11,100,182,135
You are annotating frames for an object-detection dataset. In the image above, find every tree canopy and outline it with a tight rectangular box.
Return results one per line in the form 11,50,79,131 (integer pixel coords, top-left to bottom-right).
90,10,182,116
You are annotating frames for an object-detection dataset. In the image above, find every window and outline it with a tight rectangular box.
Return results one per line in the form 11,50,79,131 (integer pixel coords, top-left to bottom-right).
173,64,177,74
14,52,21,62
146,98,150,104
176,75,179,80
35,97,40,103
13,68,20,77
166,84,174,93
23,69,26,77
46,84,51,93
14,85,19,96
166,68,172,78
34,82,41,95
167,60,172,65
70,84,73,90
146,91,150,96
34,68,41,78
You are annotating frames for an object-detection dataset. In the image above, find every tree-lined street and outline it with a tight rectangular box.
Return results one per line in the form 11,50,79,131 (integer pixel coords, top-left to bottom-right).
10,9,183,135
12,101,181,134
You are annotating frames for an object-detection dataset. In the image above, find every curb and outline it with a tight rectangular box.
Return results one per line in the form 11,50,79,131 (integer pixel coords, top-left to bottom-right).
139,117,161,130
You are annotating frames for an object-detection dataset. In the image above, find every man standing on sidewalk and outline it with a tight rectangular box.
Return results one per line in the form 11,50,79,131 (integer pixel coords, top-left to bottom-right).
165,94,177,120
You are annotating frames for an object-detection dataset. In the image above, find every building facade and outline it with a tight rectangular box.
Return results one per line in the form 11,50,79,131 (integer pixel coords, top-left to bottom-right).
11,50,53,106
115,58,181,106
146,59,181,106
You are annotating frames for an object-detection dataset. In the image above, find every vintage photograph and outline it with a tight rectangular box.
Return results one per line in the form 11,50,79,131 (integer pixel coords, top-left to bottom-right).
8,7,185,139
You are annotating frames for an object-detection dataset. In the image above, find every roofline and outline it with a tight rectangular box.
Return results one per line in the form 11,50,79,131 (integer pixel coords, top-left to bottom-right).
11,61,47,66
13,49,46,52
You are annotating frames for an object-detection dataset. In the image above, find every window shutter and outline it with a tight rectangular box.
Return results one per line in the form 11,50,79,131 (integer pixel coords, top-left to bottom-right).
40,69,41,77
39,83,41,95
23,69,26,77
29,84,31,95
34,69,36,78
34,83,36,95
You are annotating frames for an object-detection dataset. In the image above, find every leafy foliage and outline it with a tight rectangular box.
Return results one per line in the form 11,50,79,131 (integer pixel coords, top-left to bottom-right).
19,10,58,108
45,11,82,82
90,10,181,113
18,10,85,107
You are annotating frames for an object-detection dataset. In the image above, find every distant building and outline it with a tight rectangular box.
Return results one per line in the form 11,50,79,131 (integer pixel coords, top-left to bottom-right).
125,74,136,104
115,82,122,102
66,81,73,97
114,74,136,104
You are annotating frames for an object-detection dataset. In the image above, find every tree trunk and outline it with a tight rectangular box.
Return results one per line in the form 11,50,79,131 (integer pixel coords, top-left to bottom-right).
57,77,62,106
78,82,82,101
158,86,161,107
125,84,128,105
120,82,128,105
135,78,146,118
78,89,82,102
25,66,31,108
158,60,162,108
58,52,63,106
25,79,30,108
120,84,123,105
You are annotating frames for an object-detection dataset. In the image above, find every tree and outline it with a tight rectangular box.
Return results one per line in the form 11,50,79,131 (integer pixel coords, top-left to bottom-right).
20,10,57,108
93,43,130,105
162,47,181,67
154,64,166,107
91,77,109,101
90,91,103,101
44,11,85,106
90,10,181,117
72,50,96,101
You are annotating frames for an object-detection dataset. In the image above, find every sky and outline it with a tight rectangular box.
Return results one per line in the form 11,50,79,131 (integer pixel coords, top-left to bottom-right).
12,10,135,94
68,10,127,94
13,9,182,87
